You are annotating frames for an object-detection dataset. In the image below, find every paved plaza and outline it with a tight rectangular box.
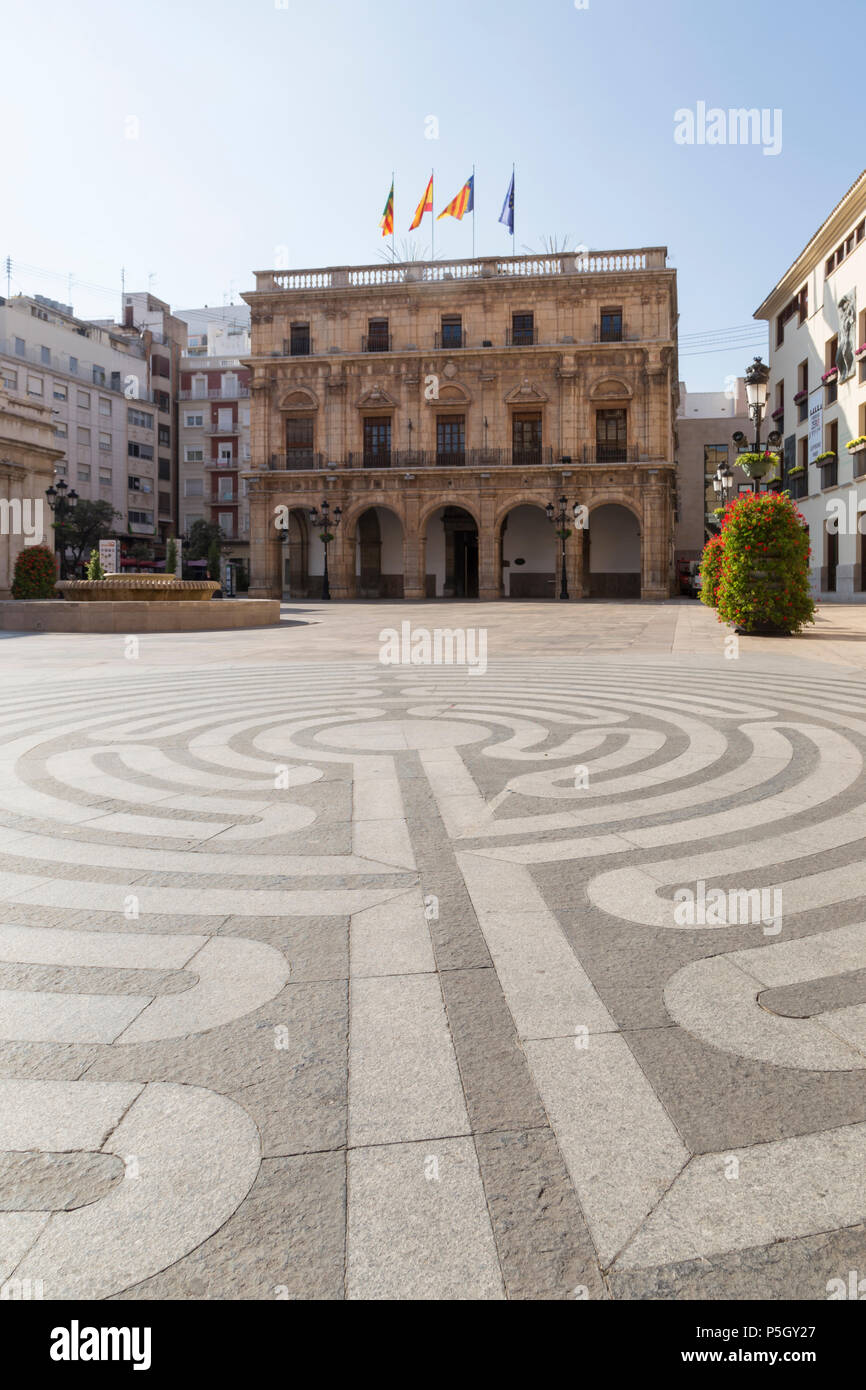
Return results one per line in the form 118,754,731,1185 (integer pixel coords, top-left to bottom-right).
2,599,866,1301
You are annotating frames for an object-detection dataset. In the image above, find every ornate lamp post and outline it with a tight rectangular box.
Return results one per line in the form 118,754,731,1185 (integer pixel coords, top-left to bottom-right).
308,499,342,601
545,496,581,601
44,479,79,580
713,461,735,506
733,357,783,494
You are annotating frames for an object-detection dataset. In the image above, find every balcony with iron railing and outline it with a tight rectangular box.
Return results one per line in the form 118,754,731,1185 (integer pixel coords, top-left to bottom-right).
260,444,642,472
253,326,656,358
204,420,242,435
177,387,250,400
362,332,392,354
253,248,668,293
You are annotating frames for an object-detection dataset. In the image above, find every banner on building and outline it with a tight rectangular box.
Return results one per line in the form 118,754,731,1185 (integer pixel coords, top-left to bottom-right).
808,391,824,466
99,540,119,575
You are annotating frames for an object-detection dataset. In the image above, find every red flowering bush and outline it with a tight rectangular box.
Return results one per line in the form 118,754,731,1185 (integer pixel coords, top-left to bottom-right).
11,545,57,599
699,533,725,609
712,492,815,635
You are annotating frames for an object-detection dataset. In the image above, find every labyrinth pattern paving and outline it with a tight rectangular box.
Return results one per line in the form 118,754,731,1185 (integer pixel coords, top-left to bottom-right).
2,657,866,1300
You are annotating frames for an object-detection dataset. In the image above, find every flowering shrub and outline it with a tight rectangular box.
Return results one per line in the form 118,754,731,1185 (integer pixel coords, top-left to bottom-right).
11,545,57,599
699,532,725,609
714,492,815,635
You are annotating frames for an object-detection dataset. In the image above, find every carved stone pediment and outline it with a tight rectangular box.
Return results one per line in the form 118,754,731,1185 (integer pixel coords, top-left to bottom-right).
356,383,400,410
278,387,319,412
426,380,472,407
589,376,633,400
504,377,549,405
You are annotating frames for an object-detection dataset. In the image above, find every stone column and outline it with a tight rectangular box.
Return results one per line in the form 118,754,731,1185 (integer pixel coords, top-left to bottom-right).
248,488,281,598
641,477,673,600
403,496,425,600
478,496,499,601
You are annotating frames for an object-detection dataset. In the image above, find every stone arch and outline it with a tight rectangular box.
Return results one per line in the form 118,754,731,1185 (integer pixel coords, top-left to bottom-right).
497,501,558,599
351,504,405,599
589,377,633,400
423,503,480,599
283,507,310,599
585,501,642,599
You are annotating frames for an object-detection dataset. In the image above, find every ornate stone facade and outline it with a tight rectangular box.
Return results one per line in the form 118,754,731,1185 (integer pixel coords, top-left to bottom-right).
241,249,679,600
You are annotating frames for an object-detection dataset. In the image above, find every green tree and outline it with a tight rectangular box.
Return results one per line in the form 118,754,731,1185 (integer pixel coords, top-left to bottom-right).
85,549,105,580
715,492,815,635
165,538,178,575
186,520,225,562
207,537,222,581
61,500,118,574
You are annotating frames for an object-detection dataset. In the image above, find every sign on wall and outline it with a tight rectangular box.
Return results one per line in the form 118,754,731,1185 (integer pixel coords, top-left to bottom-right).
808,391,824,466
99,540,119,574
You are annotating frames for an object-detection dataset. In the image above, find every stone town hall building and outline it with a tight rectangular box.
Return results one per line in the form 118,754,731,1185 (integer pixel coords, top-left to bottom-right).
242,248,679,601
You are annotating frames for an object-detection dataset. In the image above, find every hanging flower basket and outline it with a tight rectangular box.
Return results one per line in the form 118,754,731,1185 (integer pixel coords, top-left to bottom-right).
815,451,837,466
737,451,779,481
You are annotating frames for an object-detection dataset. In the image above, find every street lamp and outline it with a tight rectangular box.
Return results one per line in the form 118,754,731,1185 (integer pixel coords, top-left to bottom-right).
734,357,783,494
713,461,735,505
44,478,79,579
545,496,581,601
308,499,342,601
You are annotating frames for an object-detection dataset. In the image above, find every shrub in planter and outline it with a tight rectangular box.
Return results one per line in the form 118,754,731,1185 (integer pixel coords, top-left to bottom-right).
715,492,815,635
85,549,105,580
11,545,57,599
699,532,725,609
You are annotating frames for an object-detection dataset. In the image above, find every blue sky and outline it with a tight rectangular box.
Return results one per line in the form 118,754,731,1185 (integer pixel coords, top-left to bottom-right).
3,0,864,389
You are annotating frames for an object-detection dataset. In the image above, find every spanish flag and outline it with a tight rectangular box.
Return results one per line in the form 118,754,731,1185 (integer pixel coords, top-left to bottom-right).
438,174,474,221
379,180,394,238
409,174,434,231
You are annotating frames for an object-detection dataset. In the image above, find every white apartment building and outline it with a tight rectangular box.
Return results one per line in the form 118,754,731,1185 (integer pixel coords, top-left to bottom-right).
0,295,150,544
756,169,866,599
176,309,251,572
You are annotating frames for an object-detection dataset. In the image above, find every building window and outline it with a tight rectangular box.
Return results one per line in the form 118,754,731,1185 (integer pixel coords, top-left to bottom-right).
439,315,463,350
152,354,170,378
54,424,67,439
365,319,390,353
52,382,66,400
286,416,314,467
127,406,153,429
363,418,392,467
99,398,111,416
184,413,204,428
128,509,154,526
158,425,170,446
596,408,627,462
3,369,17,390
40,346,51,365
69,356,78,375
825,220,866,277
436,414,466,465
184,479,204,498
218,477,234,501
92,366,106,386
192,376,208,399
14,337,25,356
99,432,111,451
600,307,623,343
78,466,91,482
184,448,204,463
826,336,839,404
78,390,90,409
158,457,171,480
27,376,43,397
158,491,172,516
797,361,809,422
776,285,808,346
128,441,154,460
512,412,542,465
510,312,534,346
78,427,91,445
289,323,311,356
218,512,234,536
99,470,112,487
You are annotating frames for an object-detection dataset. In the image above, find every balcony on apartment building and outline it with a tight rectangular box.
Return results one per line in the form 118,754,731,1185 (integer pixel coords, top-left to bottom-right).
204,420,242,435
177,386,250,400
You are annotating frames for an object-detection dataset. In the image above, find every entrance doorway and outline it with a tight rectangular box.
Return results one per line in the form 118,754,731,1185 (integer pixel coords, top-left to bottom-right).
587,503,641,598
355,507,404,598
425,506,479,598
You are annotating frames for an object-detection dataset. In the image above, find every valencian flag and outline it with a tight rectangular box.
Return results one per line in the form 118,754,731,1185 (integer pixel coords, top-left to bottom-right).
379,180,395,238
438,174,474,221
409,174,434,231
499,171,515,236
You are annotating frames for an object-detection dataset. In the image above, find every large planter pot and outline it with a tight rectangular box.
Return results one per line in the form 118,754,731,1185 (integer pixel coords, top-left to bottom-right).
739,456,771,481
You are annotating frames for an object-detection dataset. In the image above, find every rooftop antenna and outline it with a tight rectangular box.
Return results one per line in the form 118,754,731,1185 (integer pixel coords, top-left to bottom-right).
147,272,156,293
5,257,10,298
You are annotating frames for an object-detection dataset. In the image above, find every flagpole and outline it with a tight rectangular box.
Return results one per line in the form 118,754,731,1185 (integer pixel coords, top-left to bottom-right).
472,163,476,259
431,169,435,264
512,163,516,258
392,169,396,264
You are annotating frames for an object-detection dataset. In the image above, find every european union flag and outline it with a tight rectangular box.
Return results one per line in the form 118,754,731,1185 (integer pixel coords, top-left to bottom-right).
499,172,514,235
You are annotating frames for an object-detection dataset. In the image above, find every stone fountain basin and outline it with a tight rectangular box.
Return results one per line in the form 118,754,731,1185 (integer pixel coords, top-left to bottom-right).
56,574,221,603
